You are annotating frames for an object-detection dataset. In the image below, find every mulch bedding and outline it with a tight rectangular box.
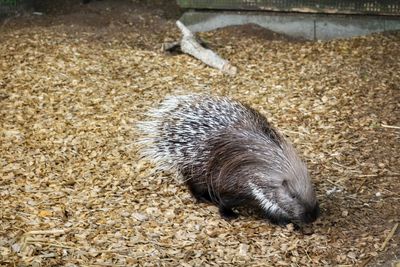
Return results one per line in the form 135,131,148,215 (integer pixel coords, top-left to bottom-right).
0,4,399,266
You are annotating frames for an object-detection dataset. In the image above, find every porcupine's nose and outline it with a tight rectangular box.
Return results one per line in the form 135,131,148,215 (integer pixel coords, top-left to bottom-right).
303,203,320,224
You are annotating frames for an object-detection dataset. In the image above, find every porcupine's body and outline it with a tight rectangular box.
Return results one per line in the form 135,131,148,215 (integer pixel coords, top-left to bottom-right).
137,94,319,225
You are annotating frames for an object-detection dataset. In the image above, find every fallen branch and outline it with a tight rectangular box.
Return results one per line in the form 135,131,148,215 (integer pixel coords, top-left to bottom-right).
163,21,237,75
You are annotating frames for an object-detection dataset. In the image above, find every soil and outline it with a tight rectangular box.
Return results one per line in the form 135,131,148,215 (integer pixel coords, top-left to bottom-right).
1,0,183,49
0,1,399,266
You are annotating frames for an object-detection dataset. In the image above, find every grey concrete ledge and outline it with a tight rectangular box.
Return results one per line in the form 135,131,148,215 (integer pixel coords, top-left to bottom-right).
180,11,400,40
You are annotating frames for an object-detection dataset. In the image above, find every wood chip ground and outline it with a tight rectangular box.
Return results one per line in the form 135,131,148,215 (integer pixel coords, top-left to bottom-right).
0,2,399,266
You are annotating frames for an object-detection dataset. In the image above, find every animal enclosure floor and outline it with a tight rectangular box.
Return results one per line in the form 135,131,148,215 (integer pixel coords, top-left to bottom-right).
0,1,399,266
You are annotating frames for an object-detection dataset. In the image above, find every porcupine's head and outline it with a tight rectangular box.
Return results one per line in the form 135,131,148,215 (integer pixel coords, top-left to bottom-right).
206,128,319,226
246,139,320,226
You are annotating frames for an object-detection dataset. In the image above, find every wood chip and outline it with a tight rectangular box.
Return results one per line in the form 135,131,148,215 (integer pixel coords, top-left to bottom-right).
0,2,399,266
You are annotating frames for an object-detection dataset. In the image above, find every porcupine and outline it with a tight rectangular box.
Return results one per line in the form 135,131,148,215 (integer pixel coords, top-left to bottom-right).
137,94,319,225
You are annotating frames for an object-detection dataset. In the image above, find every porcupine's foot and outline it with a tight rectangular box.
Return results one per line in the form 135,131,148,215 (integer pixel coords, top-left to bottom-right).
218,206,239,220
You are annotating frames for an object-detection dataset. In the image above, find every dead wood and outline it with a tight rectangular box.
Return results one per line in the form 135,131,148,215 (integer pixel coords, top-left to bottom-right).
162,21,237,75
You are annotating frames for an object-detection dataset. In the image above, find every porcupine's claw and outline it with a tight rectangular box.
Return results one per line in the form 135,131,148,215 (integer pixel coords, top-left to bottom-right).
219,206,239,220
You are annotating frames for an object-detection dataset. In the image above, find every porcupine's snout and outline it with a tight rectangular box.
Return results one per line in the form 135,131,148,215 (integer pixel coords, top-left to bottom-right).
302,203,320,224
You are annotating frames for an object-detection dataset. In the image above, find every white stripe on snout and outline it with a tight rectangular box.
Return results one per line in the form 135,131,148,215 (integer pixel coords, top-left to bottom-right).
248,182,286,215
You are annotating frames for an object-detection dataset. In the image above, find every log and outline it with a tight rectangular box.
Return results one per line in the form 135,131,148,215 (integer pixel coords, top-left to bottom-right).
164,21,237,75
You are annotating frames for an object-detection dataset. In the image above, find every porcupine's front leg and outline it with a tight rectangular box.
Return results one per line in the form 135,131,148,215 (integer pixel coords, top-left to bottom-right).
188,184,239,219
186,183,213,203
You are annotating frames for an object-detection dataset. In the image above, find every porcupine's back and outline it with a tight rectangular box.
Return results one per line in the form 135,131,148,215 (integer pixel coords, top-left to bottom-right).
136,94,284,181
